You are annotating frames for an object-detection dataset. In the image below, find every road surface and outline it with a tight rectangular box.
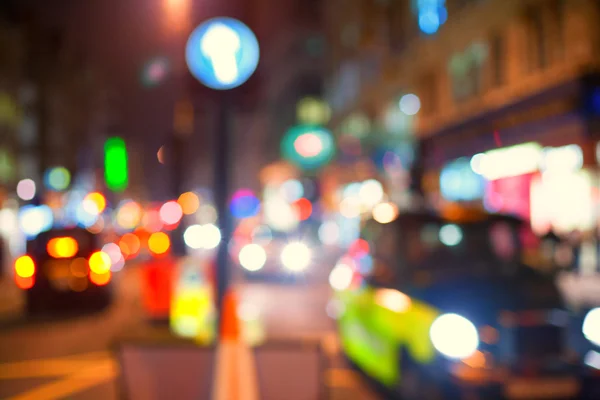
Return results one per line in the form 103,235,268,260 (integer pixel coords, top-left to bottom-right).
0,258,380,399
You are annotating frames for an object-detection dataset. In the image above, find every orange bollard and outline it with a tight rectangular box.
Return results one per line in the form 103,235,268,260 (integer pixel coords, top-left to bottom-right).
220,290,240,341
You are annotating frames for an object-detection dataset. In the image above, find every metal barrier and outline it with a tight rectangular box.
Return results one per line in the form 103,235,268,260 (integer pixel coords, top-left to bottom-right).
115,332,215,400
252,337,329,400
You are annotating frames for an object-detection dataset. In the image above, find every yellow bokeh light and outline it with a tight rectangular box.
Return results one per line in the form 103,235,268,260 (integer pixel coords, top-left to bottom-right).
83,192,107,215
47,237,79,258
177,191,200,215
148,232,171,255
89,251,111,274
117,201,142,229
15,255,35,278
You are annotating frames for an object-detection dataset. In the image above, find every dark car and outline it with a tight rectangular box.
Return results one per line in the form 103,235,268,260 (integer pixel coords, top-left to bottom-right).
333,211,598,399
15,227,114,315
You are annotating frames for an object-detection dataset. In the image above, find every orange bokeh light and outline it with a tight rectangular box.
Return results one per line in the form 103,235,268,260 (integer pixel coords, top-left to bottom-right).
47,237,79,258
90,271,111,286
119,233,141,259
178,191,200,215
15,275,34,289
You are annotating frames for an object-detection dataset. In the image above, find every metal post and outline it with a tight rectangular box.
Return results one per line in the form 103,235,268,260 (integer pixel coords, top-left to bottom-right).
170,132,187,256
214,93,232,331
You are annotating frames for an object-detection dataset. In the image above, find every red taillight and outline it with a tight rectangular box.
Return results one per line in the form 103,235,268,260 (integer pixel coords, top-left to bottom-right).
15,275,34,289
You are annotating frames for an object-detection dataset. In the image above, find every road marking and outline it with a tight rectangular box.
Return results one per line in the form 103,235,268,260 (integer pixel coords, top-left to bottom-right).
212,340,260,400
7,359,117,400
0,351,113,379
0,351,118,400
325,368,361,388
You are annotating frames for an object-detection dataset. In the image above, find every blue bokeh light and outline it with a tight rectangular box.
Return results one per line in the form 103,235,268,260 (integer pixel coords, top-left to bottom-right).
419,8,441,34
230,189,261,219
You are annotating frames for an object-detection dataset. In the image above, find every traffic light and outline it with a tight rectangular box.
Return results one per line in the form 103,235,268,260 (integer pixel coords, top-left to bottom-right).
104,137,128,192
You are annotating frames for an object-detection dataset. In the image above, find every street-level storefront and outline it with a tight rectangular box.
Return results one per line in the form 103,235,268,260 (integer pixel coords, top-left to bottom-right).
420,73,600,272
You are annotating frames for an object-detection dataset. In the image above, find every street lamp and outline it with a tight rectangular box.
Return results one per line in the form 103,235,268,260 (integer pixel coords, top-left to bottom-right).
185,17,259,334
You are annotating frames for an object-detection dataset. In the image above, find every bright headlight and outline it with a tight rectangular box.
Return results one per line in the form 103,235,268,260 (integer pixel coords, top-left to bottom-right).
430,313,479,359
281,242,311,272
583,308,600,346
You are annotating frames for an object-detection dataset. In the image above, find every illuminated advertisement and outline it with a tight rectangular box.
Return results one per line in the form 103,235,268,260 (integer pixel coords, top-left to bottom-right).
440,157,485,201
484,173,536,220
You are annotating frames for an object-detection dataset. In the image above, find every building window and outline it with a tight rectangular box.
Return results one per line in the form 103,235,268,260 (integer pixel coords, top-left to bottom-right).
387,0,408,52
449,42,488,102
419,72,438,116
547,0,566,63
489,31,505,88
525,6,546,71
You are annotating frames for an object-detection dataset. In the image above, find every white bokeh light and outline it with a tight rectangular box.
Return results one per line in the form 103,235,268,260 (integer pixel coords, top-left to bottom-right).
439,224,463,246
16,179,36,201
239,244,267,272
359,179,384,207
318,221,340,245
430,313,479,359
281,242,311,272
329,262,353,291
399,93,421,116
202,224,222,249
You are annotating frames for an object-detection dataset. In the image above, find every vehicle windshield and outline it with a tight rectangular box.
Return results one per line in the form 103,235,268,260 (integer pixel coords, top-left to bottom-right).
362,213,552,286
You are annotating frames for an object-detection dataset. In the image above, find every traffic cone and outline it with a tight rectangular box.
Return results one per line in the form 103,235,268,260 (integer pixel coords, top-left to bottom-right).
220,290,240,341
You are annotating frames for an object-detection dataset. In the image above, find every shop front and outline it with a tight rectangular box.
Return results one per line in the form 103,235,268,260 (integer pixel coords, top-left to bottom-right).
421,74,600,233
418,74,600,273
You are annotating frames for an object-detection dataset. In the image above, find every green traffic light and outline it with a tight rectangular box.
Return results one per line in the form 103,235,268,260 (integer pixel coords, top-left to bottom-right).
104,137,128,192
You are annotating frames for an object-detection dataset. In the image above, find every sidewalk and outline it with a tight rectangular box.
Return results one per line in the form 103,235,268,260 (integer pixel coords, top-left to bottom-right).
0,277,23,321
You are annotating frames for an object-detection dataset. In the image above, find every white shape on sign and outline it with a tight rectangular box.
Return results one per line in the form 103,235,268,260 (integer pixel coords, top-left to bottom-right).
200,23,241,84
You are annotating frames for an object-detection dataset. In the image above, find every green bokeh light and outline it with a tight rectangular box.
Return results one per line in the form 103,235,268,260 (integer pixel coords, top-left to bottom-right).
44,167,71,191
281,124,335,170
104,137,129,192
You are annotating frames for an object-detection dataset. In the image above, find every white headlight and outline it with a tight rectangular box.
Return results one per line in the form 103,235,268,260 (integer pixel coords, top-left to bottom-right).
583,308,600,346
430,313,479,359
281,242,311,272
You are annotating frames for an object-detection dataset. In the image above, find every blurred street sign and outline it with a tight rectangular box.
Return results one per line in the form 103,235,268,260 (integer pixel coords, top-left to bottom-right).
185,17,259,90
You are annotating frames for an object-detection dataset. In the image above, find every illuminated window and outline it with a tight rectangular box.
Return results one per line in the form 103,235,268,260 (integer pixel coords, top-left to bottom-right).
525,5,546,71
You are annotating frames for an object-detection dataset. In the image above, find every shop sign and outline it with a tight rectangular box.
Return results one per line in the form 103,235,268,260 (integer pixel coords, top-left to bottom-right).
440,157,485,201
472,143,582,181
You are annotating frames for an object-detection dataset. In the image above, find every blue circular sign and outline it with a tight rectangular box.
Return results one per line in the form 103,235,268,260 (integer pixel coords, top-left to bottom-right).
186,17,259,90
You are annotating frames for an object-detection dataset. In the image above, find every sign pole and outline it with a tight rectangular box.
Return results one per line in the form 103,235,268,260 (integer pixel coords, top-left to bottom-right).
185,16,259,339
213,93,232,330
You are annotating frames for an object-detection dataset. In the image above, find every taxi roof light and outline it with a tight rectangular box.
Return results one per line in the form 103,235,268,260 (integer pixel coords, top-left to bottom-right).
47,237,79,258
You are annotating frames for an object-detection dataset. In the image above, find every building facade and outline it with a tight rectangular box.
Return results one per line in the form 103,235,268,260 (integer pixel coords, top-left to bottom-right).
325,0,600,240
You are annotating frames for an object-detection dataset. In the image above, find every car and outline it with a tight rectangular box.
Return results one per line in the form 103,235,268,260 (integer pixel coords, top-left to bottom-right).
238,228,319,281
15,227,114,315
332,211,598,399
